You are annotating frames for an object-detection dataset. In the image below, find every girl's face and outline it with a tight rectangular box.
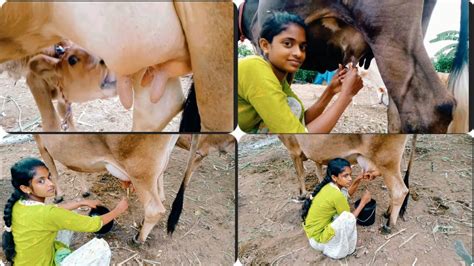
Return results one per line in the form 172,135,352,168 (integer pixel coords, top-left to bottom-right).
20,166,56,200
260,23,307,79
332,166,352,188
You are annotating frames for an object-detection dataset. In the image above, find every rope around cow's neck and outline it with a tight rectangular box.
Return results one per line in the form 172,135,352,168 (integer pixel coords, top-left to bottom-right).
56,81,72,131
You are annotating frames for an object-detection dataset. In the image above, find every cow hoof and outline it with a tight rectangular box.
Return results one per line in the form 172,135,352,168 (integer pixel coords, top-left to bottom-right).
298,194,307,201
53,196,64,204
82,192,91,198
383,211,390,219
128,234,144,247
380,225,391,235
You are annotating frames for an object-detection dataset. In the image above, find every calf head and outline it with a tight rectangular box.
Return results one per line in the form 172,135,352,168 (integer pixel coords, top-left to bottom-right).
28,44,117,102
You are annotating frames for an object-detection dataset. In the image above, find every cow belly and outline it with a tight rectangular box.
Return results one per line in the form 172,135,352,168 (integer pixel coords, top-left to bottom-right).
51,2,189,75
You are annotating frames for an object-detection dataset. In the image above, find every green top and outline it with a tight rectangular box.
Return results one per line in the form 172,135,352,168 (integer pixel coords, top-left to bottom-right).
303,183,350,243
12,200,102,266
238,55,306,133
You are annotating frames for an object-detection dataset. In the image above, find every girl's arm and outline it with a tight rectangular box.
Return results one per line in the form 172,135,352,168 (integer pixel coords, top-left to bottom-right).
100,198,128,225
304,65,345,122
352,190,371,218
305,65,363,133
348,174,364,197
58,199,101,210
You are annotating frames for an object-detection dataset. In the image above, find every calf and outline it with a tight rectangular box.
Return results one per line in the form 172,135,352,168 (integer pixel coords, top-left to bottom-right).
26,42,118,131
279,134,416,233
33,134,178,243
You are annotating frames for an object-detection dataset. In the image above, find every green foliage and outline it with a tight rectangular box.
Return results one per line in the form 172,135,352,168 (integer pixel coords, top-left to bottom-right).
432,53,454,73
430,30,459,73
238,44,254,58
294,69,317,83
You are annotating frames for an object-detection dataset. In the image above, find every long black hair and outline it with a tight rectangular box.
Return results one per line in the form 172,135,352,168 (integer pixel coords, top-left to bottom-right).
3,158,47,262
301,158,350,223
259,11,307,47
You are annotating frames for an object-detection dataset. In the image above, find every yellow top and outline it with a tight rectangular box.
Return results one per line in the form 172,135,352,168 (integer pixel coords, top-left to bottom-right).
238,55,306,133
303,183,350,243
12,200,102,266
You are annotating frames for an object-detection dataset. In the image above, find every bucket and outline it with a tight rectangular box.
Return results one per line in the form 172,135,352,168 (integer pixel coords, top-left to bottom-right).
354,199,376,226
89,206,114,236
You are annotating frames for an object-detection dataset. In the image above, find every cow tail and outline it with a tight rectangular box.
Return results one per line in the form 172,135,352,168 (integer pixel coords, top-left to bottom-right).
167,135,199,235
167,182,186,235
447,0,469,132
179,81,201,132
400,134,417,217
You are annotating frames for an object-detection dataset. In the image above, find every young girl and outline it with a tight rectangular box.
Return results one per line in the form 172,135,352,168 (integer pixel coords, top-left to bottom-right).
238,11,364,133
301,158,372,259
2,157,128,265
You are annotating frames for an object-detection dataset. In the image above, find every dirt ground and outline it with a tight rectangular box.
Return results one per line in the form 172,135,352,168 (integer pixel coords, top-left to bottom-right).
238,134,472,265
0,134,235,265
0,73,192,132
291,83,387,133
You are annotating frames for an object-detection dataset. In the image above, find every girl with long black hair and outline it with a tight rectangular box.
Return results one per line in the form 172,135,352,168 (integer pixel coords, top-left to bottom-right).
2,157,128,265
301,158,373,259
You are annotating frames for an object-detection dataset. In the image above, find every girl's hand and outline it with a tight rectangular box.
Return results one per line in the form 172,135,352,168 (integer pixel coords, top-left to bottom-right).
82,199,102,209
327,64,347,94
114,198,129,214
340,64,363,97
363,170,380,181
361,190,372,204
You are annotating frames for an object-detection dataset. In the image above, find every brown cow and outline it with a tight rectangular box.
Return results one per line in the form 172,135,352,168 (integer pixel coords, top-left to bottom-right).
279,134,416,233
0,2,233,132
241,0,458,133
33,134,178,243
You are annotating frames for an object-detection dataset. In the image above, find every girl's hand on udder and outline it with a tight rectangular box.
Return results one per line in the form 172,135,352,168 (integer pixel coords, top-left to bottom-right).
341,64,363,97
327,64,347,94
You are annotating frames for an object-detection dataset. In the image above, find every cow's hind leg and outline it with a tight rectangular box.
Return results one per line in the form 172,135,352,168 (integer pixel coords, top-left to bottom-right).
131,176,166,244
380,167,408,234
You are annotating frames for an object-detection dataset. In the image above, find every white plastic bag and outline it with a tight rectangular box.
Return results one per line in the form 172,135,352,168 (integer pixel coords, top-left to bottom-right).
61,238,111,266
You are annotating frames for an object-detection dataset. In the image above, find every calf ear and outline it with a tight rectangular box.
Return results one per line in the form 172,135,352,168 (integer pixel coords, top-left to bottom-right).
28,54,60,80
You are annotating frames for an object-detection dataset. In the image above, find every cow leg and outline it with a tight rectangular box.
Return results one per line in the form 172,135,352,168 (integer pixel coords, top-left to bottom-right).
380,167,408,234
290,154,306,198
174,2,234,132
26,77,61,131
314,162,324,182
387,95,402,133
33,135,64,203
132,176,166,244
278,135,307,197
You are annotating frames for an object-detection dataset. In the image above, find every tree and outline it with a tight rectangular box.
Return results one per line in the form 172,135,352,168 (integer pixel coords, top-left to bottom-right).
238,43,254,58
430,30,459,73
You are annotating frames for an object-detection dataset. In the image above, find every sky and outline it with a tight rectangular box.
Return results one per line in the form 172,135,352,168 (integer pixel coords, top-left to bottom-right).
234,0,463,58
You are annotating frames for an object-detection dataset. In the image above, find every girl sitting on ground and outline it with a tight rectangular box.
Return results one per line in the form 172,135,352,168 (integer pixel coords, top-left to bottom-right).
2,157,128,265
301,158,373,259
238,11,363,133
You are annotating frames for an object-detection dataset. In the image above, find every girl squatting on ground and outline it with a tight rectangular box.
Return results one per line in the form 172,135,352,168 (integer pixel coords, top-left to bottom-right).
301,158,375,259
2,157,128,265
